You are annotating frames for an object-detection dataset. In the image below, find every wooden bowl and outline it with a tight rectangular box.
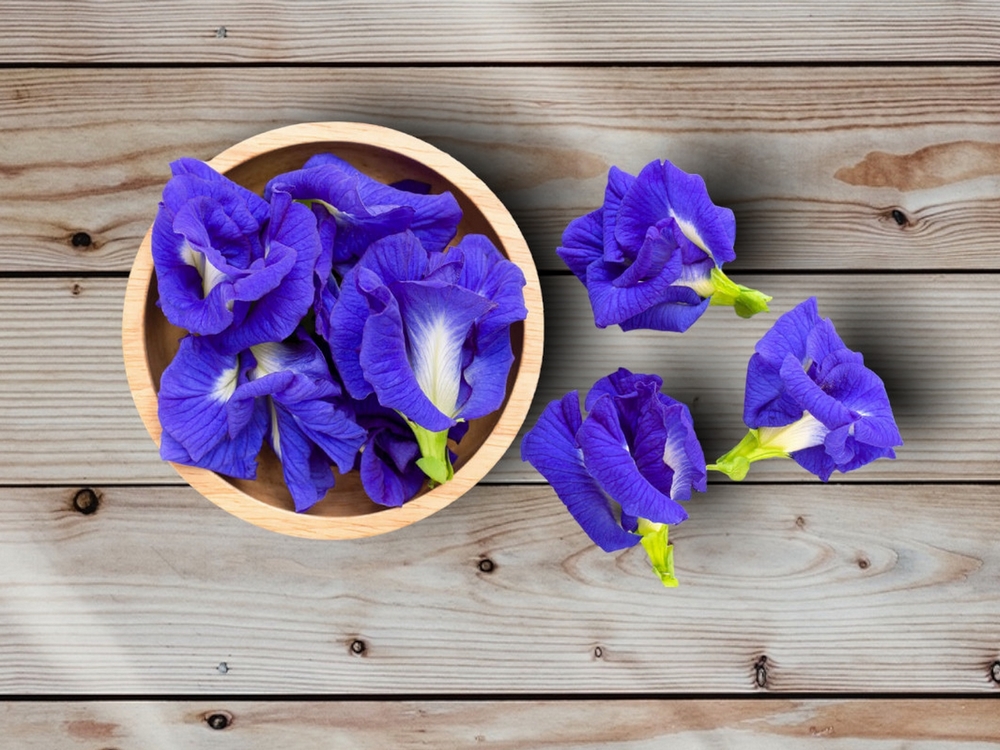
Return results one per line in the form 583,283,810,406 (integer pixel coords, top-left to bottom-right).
122,122,543,539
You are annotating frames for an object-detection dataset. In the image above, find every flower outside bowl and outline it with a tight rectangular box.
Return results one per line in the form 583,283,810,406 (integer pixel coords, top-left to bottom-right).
122,122,544,539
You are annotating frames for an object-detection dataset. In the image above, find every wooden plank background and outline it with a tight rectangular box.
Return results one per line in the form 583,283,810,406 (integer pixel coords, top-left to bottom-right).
1,484,998,694
4,1,1000,62
1,274,997,485
2,0,999,745
4,699,1000,748
3,67,1000,273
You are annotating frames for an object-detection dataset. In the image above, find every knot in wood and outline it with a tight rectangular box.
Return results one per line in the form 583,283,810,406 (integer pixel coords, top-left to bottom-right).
350,639,367,656
205,712,231,730
754,656,769,689
71,232,92,248
990,661,1000,684
72,488,100,515
477,558,495,573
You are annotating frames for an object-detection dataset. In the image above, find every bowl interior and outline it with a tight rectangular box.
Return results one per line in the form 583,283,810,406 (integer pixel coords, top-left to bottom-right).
141,138,527,520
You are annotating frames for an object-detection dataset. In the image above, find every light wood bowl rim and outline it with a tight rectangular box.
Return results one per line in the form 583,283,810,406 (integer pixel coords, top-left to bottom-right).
122,121,544,540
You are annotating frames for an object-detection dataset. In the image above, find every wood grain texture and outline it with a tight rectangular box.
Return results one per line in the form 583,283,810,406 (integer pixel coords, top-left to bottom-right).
3,700,1000,749
3,1,1000,62
1,276,995,485
1,484,998,693
3,67,1000,272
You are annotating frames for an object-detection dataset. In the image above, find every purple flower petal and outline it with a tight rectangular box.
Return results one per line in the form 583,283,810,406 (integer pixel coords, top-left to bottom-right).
214,191,322,354
352,396,427,507
167,158,270,224
454,234,528,340
618,160,736,265
230,335,367,512
585,367,665,413
778,354,856,430
577,394,689,525
152,203,237,335
743,350,804,428
633,397,708,502
267,403,337,512
158,336,245,461
267,154,461,270
753,297,820,370
556,208,604,281
602,166,636,263
521,392,640,552
360,278,493,430
302,154,462,253
360,440,427,507
617,287,710,333
157,336,266,478
160,422,264,481
787,444,836,482
456,322,514,422
585,223,685,328
582,369,706,500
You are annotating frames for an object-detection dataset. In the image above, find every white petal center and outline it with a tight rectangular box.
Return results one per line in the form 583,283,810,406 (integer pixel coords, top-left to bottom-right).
250,342,286,378
409,313,464,418
180,240,227,298
758,411,829,454
268,399,282,460
211,364,239,403
670,212,713,259
671,262,715,297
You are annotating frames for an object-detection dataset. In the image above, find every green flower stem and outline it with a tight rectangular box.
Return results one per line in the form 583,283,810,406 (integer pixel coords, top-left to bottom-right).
708,266,772,319
636,518,678,588
406,419,454,486
706,428,791,481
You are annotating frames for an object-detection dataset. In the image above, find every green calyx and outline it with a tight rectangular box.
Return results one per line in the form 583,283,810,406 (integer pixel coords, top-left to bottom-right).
636,518,678,588
706,429,791,481
298,198,345,219
708,267,772,319
406,420,455,486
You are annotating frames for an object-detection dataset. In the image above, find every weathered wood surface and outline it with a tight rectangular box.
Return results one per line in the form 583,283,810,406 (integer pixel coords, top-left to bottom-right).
4,1,1000,63
0,275,995,485
3,67,1000,273
1,484,998,694
3,699,1000,748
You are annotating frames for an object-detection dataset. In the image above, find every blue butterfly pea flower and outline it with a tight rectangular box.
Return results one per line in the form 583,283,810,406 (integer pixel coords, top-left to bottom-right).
264,153,463,277
557,160,771,333
711,297,903,481
157,328,367,512
232,332,368,513
152,159,322,353
325,231,527,484
521,368,707,587
351,394,470,508
157,335,268,480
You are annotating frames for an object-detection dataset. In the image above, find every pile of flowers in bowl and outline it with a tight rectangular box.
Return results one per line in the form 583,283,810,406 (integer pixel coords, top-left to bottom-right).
150,152,527,514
